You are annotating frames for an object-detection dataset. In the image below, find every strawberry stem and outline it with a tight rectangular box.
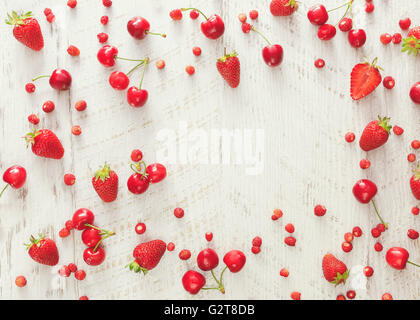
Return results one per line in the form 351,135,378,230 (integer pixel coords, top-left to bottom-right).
0,184,9,198
371,199,388,229
181,8,208,20
251,26,271,46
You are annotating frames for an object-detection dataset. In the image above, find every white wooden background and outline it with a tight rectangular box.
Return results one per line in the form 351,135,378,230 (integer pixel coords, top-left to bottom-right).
0,0,419,300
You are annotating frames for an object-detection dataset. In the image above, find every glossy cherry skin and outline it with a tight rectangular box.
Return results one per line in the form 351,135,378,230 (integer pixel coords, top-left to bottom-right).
410,82,420,104
127,173,150,194
83,247,105,266
352,179,377,204
82,227,102,247
97,45,118,67
318,24,336,40
127,87,148,107
145,163,166,183
386,247,409,270
182,270,206,295
50,69,72,90
338,18,353,32
307,4,328,25
197,248,219,271
201,14,225,39
109,71,129,90
262,44,283,67
3,165,26,189
223,250,246,273
127,16,150,40
348,29,367,48
72,208,95,230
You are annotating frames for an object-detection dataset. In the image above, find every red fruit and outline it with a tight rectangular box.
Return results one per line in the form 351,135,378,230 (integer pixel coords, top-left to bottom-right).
392,33,402,44
252,236,262,247
273,208,283,218
410,82,420,104
127,173,150,194
374,242,383,252
83,247,105,266
348,29,366,48
71,125,81,136
135,223,146,235
290,292,301,300
408,154,416,163
205,232,213,242
262,44,283,67
216,51,240,88
102,0,112,7
81,228,101,247
156,60,165,69
146,163,167,183
402,26,420,56
242,23,251,34
170,9,183,21
412,206,419,215
346,290,356,299
408,229,419,240
37,69,71,90
28,114,39,125
67,0,77,8
127,87,148,107
42,100,55,113
364,266,374,277
380,33,392,45
336,295,346,300
15,276,27,287
338,18,352,32
383,76,395,89
59,228,70,238
185,65,195,75
352,179,377,204
127,16,166,40
46,14,55,23
131,149,143,162
365,2,374,13
352,226,362,237
182,270,206,295
285,223,295,233
399,18,411,30
25,83,35,93
75,270,86,280
97,32,109,43
179,249,191,260
25,129,64,159
92,163,118,202
43,8,52,16
412,140,420,149
59,265,71,277
371,228,381,238
251,246,261,254
280,268,289,277
386,247,410,270
284,236,296,246
109,71,129,90
6,11,44,51
393,126,404,135
26,235,59,266
382,293,393,300
345,132,355,143
67,45,80,56
174,208,184,218
410,165,420,200
72,208,94,230
341,242,352,253
100,16,109,25
270,0,298,17
377,223,386,233
192,46,201,56
307,4,328,25
317,24,336,40
97,45,118,67
322,253,348,285
359,159,370,169
199,14,225,40
129,240,166,273
223,250,246,273
314,204,326,216
350,58,382,100
249,10,259,20
73,100,86,112
197,248,219,271
314,58,325,68
65,220,74,231
2,165,27,195
190,10,199,19
68,263,77,272
79,296,89,300
359,116,391,151
167,242,175,251
344,232,353,243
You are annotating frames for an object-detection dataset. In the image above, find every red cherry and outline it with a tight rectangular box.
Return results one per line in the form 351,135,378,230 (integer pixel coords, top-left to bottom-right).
205,232,213,242
307,4,328,25
200,14,225,39
81,227,102,247
338,18,352,32
317,24,336,40
262,44,283,67
72,208,95,230
2,165,27,191
352,179,377,204
364,266,374,277
97,45,118,67
109,71,129,90
127,16,166,40
197,248,219,271
182,270,206,295
127,87,148,107
48,69,71,90
223,250,246,273
386,247,410,270
348,29,366,48
83,247,105,266
410,82,420,104
146,163,167,183
127,173,150,194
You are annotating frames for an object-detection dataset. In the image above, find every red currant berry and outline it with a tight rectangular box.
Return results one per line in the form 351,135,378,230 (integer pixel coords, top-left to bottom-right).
359,159,371,169
252,236,262,247
15,276,27,287
392,33,402,44
58,265,71,277
79,296,89,300
383,76,395,89
382,293,393,300
280,268,289,277
242,23,251,34
408,153,416,163
135,222,146,235
205,232,213,242
284,236,296,246
290,292,301,300
192,46,202,56
42,100,55,113
71,125,82,136
393,126,404,135
336,294,346,300
68,263,77,273
44,8,52,16
251,246,261,254
102,0,112,7
65,220,74,230
167,242,175,251
97,32,109,43
399,17,411,30
59,228,70,238
67,0,77,8
67,45,80,56
25,83,35,93
185,65,195,75
342,242,352,252
190,10,199,19
75,100,87,111
238,13,247,23
345,132,355,143
314,58,325,68
408,229,419,240
170,9,183,21
249,10,258,20
271,215,278,220
374,242,383,252
344,232,354,243
412,206,419,215
130,149,143,162
377,223,386,233
28,114,39,125
273,208,283,218
100,15,109,25
371,228,381,238
174,208,184,218
156,59,165,69
364,266,374,277
64,173,76,186
179,249,191,260
314,204,326,216
338,18,352,32
285,223,295,233
46,14,55,23
365,3,374,13
352,226,362,237
346,290,356,299
380,33,392,45
75,270,86,280
411,140,420,149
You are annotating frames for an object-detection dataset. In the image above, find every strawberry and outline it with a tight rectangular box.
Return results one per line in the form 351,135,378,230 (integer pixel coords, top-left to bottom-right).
25,129,64,159
410,164,420,200
322,253,348,285
359,116,392,151
127,240,166,274
350,57,382,100
402,26,420,56
92,163,118,202
6,11,44,51
216,51,240,88
270,0,298,16
25,235,59,266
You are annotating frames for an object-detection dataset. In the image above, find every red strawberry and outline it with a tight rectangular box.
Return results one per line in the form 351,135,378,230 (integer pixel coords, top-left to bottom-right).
25,235,59,266
6,11,44,51
92,163,118,202
410,165,420,200
359,116,392,151
350,58,382,100
270,0,298,16
322,253,348,285
25,129,64,159
402,26,420,56
127,240,166,274
216,51,240,88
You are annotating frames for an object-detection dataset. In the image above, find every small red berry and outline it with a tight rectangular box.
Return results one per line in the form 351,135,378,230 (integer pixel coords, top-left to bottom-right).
67,45,80,56
359,159,371,169
25,83,35,93
408,229,419,240
190,10,199,19
68,263,77,273
338,18,352,32
46,14,55,23
365,3,374,13
67,0,77,8
130,149,143,162
174,208,184,218
28,114,39,125
252,236,262,247
156,59,165,69
364,266,374,277
167,242,175,251
72,125,82,136
341,241,352,253
185,65,195,75
374,242,383,252
344,232,354,243
271,215,278,220
346,290,356,299
336,294,346,300
170,9,183,21
352,226,362,237
411,140,420,149
205,232,213,242
65,220,74,230
238,13,247,23
59,228,70,238
42,100,55,113
290,292,301,300
179,249,191,260
273,208,283,218
251,246,261,254
376,223,386,233
242,23,251,34
100,16,109,25
58,265,71,277
15,276,27,287
64,173,76,186
314,204,326,217
393,126,404,136
408,153,416,163
280,268,289,277
75,270,86,280
314,58,325,68
102,0,112,7
382,293,393,300
345,132,355,143
371,228,381,238
97,32,109,43
284,236,296,247
412,206,419,215
399,17,411,30
380,33,392,45
79,296,89,300
44,8,52,16
392,33,402,44
285,223,295,233
192,46,202,56
383,76,395,89
75,100,87,111
135,222,146,235
249,10,258,20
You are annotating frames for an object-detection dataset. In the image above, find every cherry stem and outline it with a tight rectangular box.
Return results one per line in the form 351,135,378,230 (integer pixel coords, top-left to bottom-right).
327,0,353,13
115,56,146,62
336,2,351,26
219,266,228,287
251,26,271,46
93,230,116,252
371,199,388,229
407,260,420,268
145,31,166,38
31,75,50,82
138,58,149,90
130,160,148,178
181,8,208,20
0,184,9,198
84,223,115,236
126,61,145,76
210,269,225,294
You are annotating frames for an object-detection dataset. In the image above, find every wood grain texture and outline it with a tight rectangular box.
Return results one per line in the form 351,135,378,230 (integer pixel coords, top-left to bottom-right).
0,0,419,300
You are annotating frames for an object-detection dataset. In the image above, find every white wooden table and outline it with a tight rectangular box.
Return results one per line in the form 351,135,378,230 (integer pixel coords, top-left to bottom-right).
0,0,419,300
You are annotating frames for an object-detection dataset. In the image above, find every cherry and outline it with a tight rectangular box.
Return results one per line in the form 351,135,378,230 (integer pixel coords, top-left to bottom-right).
181,8,224,40
97,45,118,67
262,44,283,67
109,71,129,90
32,69,72,91
385,247,420,270
348,29,366,48
338,18,352,32
223,250,246,273
182,270,206,295
145,163,167,183
127,16,166,40
197,248,219,271
64,173,75,185
82,225,115,247
409,82,420,104
127,162,150,194
83,246,106,266
1,165,27,197
399,17,411,30
307,4,328,25
364,266,374,277
346,290,356,299
205,232,213,242
127,58,150,107
318,24,336,40
72,208,95,230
